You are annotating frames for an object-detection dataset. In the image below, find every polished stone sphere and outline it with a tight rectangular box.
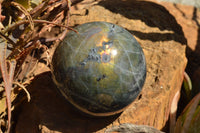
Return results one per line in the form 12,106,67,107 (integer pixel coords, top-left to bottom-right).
51,22,146,116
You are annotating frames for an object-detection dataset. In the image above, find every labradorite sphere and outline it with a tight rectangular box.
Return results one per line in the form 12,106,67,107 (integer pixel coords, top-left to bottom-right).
51,22,146,116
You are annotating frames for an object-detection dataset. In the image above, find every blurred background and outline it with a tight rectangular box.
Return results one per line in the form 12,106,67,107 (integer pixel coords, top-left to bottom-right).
160,0,200,8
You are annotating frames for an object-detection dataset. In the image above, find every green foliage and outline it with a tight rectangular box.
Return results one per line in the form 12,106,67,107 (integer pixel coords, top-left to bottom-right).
175,93,200,133
183,72,192,101
14,0,43,10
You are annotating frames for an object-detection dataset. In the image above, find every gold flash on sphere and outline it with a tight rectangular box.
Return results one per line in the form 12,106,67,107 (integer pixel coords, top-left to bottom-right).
51,22,146,116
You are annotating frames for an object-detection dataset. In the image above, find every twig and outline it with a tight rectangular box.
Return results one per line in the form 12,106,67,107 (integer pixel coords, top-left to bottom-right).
30,0,50,18
8,60,16,91
13,82,31,102
0,32,16,48
58,0,72,41
11,2,34,30
4,19,77,34
0,36,11,133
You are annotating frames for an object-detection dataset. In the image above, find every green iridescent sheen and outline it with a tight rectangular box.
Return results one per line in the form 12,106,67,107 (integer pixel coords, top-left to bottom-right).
51,22,146,116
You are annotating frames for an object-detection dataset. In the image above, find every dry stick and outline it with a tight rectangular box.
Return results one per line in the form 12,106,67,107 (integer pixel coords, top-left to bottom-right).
4,20,77,34
13,82,31,102
0,1,80,132
30,0,50,18
67,0,71,26
4,60,16,133
39,0,74,23
0,37,11,133
39,0,66,20
6,60,16,131
23,49,36,79
0,32,16,46
13,38,40,80
11,2,34,30
4,1,73,70
58,0,72,41
8,60,16,89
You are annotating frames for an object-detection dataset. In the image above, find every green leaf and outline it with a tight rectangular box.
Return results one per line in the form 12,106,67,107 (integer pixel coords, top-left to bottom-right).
15,0,30,9
30,0,43,8
14,0,43,10
175,93,200,133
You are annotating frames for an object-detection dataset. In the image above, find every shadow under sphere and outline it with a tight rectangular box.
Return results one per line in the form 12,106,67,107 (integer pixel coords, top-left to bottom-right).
14,72,120,133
